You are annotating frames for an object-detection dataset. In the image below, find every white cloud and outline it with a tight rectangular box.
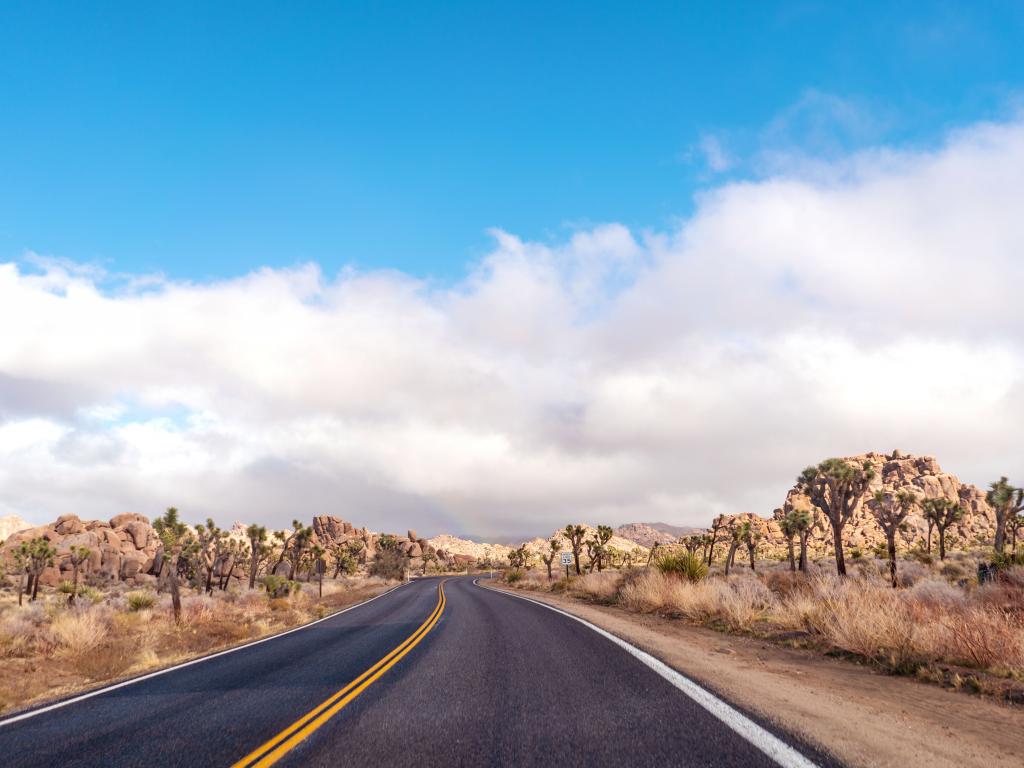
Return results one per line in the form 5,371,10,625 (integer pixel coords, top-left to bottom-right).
696,133,734,173
3,118,1024,537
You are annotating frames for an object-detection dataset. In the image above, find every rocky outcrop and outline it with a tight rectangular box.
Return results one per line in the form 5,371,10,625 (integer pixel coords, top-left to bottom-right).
310,516,437,566
710,451,998,557
615,523,684,548
426,535,512,565
0,514,31,545
0,513,160,587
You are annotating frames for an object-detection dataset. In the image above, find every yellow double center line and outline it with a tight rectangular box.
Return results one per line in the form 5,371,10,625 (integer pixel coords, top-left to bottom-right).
231,579,447,768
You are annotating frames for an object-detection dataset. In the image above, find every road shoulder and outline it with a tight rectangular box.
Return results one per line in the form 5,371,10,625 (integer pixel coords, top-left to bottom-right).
487,584,1024,768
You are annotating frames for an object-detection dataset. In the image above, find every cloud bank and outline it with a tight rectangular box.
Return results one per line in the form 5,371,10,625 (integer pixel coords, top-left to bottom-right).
3,118,1024,537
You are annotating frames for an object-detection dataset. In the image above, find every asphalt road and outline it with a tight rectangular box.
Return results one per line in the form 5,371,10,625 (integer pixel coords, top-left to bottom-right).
0,576,833,767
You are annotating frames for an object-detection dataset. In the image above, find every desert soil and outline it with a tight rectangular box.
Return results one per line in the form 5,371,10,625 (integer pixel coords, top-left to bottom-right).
492,585,1024,768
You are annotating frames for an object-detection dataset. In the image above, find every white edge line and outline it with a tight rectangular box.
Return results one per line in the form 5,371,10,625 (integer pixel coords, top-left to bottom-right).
476,580,819,768
0,580,411,728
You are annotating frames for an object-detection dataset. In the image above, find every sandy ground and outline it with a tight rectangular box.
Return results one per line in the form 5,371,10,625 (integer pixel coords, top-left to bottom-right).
492,585,1024,768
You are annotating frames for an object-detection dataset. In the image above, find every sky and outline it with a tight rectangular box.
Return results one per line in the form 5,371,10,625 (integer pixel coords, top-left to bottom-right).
2,2,1024,538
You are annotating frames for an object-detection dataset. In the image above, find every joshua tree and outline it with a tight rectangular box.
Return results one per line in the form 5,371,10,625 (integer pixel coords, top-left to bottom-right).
246,524,269,589
741,522,760,571
681,535,701,557
798,458,876,577
507,546,529,570
24,537,57,601
788,510,813,572
563,524,586,576
723,523,744,576
986,477,1023,555
66,545,91,605
541,538,560,579
779,515,798,571
585,528,614,573
195,519,228,594
154,507,193,622
421,548,439,576
331,541,361,577
309,544,326,597
868,490,917,587
706,515,726,565
1011,511,1024,554
272,520,313,577
921,498,964,561
646,541,660,566
13,544,30,606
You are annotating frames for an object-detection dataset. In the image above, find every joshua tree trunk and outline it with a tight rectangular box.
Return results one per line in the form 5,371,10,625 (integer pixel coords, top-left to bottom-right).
17,573,25,606
938,526,947,561
798,532,809,572
69,562,80,606
724,542,739,576
747,544,756,571
30,573,41,601
886,532,898,588
832,526,847,577
249,548,259,589
786,538,796,571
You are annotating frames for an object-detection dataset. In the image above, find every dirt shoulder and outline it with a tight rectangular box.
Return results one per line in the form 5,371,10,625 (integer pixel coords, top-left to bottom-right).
490,584,1024,768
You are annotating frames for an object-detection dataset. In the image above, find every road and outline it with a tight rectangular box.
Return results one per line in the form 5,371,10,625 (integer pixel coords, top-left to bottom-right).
0,576,832,767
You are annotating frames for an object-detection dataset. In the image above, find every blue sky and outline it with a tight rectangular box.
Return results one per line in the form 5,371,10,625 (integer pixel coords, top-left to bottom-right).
4,1,1024,282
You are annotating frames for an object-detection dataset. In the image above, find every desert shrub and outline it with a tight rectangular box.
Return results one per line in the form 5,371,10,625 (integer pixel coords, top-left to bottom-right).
656,552,708,583
716,577,774,631
618,569,667,612
77,586,104,605
268,598,291,612
262,574,298,598
570,572,621,601
126,591,156,612
762,570,810,598
505,570,523,585
806,577,919,672
939,561,967,581
907,577,966,608
368,549,409,581
47,609,109,659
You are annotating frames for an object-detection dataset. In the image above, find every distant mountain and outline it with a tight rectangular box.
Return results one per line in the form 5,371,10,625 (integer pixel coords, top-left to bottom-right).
614,522,702,548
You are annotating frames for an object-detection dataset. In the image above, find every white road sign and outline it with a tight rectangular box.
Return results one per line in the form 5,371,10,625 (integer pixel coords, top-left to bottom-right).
560,553,573,566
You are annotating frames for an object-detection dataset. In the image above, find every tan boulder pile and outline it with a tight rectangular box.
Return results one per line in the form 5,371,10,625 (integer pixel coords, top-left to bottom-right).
310,515,438,566
710,450,997,557
0,513,160,587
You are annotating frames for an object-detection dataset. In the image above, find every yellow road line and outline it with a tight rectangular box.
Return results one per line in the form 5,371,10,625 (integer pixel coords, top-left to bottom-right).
231,580,447,768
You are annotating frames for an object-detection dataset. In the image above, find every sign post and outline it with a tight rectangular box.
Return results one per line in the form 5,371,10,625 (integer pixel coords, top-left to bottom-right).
560,552,573,580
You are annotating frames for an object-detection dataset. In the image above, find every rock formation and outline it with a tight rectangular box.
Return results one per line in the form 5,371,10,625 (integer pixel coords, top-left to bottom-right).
711,451,998,558
1,513,160,587
614,523,686,548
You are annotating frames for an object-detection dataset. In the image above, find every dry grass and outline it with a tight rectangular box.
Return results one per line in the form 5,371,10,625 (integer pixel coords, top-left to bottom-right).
506,560,1024,683
0,575,392,714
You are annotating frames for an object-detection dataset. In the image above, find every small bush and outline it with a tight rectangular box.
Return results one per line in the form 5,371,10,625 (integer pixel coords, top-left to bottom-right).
126,591,156,612
505,570,523,585
656,553,708,583
368,549,409,581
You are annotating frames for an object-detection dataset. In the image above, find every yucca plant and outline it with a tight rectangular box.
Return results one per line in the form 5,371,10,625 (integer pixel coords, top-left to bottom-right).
656,552,708,583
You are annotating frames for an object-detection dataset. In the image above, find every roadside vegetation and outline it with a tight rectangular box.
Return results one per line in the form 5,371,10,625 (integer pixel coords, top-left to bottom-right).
499,467,1024,703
